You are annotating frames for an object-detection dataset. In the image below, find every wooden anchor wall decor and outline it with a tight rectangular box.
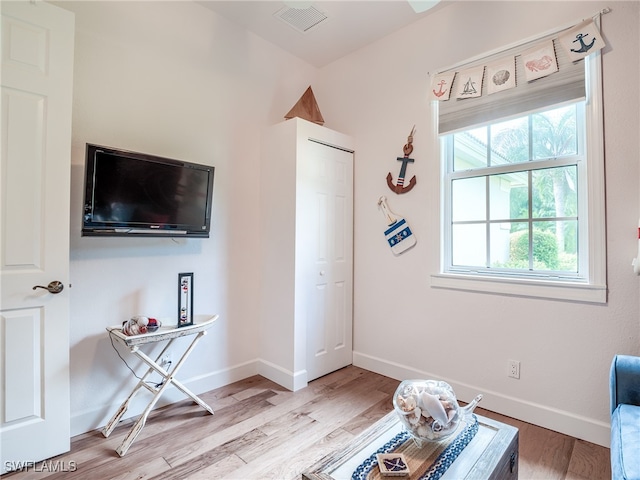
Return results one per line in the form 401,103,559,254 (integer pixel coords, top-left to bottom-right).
387,126,417,194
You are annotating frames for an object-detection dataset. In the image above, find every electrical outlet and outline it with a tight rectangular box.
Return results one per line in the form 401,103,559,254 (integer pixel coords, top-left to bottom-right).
508,360,520,379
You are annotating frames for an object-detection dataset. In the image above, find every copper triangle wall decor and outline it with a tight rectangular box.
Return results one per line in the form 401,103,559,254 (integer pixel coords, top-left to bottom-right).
284,86,325,125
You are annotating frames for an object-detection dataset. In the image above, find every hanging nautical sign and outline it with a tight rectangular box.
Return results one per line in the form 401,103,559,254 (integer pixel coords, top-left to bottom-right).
522,40,558,81
455,66,484,99
429,71,456,101
558,18,607,62
378,196,416,255
387,126,417,194
486,56,516,95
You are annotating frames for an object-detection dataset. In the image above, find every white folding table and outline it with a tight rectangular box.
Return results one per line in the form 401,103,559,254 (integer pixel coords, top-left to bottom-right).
102,314,219,456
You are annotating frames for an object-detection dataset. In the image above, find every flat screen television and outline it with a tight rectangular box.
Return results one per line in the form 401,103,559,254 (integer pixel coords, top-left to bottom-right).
82,144,214,238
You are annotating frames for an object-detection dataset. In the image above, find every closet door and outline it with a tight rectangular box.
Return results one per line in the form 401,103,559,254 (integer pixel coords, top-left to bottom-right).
302,139,353,381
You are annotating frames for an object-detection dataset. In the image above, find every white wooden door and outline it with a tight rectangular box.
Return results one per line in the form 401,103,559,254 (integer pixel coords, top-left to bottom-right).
303,139,353,381
0,1,74,473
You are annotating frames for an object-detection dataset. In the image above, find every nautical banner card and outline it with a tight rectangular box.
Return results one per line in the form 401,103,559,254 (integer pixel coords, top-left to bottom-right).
558,19,606,62
455,67,484,99
522,40,558,82
486,56,516,95
430,72,456,101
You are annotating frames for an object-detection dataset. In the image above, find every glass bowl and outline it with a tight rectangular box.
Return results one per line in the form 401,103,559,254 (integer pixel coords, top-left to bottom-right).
393,379,482,445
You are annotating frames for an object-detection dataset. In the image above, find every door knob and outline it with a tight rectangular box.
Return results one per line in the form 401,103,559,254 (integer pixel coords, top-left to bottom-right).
32,281,64,294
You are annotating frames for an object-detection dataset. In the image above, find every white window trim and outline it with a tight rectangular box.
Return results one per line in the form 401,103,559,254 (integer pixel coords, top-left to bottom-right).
431,53,606,304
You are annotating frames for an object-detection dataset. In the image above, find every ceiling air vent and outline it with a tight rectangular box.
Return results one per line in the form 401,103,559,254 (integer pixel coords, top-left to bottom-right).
274,5,328,33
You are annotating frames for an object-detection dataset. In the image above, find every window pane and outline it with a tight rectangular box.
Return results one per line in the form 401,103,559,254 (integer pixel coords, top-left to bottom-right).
442,99,589,283
532,105,577,159
489,172,528,221
490,116,529,164
531,166,577,219
453,127,488,171
452,177,485,221
491,224,529,270
531,220,578,272
489,222,515,268
452,223,486,267
558,220,578,272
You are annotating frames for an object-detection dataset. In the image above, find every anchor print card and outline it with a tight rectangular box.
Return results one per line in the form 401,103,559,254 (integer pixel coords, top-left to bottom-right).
486,56,516,95
455,66,484,99
429,71,456,101
558,19,606,62
522,40,558,81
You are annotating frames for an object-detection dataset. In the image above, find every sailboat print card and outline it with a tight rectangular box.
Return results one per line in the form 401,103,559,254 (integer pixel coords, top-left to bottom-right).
455,66,484,99
486,56,516,95
558,19,606,62
429,71,456,101
522,40,558,81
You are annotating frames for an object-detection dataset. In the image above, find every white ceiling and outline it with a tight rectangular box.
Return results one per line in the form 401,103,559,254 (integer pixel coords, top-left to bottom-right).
197,1,446,68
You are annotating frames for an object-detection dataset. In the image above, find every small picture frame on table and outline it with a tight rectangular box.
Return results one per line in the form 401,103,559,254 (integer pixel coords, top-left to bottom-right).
178,272,194,327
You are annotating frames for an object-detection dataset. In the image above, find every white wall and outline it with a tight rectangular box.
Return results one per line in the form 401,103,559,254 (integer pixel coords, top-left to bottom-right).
54,0,640,447
316,1,640,446
53,0,317,435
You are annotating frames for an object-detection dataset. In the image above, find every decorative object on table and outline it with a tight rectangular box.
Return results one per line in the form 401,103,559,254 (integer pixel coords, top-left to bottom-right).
351,415,480,480
377,196,416,255
387,126,417,194
376,453,410,476
121,315,162,336
284,85,325,125
178,272,194,327
145,318,160,332
393,379,482,446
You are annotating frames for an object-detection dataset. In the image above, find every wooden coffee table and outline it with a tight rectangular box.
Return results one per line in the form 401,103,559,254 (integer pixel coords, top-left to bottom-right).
302,411,518,479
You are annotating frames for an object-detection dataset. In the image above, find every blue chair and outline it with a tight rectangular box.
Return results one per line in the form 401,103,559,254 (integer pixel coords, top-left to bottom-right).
610,354,640,480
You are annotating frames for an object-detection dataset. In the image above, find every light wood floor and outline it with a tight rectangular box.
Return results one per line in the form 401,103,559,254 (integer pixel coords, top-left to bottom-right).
3,366,611,479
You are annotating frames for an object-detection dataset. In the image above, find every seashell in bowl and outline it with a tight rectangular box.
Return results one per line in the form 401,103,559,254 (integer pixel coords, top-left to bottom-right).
393,379,482,446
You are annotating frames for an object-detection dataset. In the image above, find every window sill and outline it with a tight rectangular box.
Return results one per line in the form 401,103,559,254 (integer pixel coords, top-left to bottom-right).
430,273,607,304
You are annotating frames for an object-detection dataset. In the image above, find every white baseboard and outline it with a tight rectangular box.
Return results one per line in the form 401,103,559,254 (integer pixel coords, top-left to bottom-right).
70,360,258,437
256,358,307,392
73,352,611,448
353,350,611,448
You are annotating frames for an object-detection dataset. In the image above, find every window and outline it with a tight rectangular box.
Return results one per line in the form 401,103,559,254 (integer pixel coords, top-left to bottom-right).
432,47,606,304
446,103,583,273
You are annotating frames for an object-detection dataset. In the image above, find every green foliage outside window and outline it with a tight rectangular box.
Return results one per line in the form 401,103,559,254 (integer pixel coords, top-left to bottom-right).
509,230,559,270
